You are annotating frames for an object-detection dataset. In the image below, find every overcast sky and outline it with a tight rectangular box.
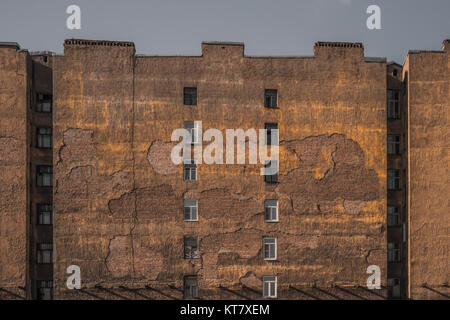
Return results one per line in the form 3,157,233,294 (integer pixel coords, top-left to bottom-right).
0,0,449,63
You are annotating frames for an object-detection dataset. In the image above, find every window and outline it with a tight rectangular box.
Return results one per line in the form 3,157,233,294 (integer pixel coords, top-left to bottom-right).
37,204,52,225
37,243,53,264
37,165,53,187
264,161,278,184
37,280,53,300
184,87,197,106
184,200,198,221
264,200,278,222
387,90,400,119
387,170,400,190
387,206,400,227
183,161,197,181
184,121,199,144
388,243,401,263
36,93,52,113
388,278,401,299
392,69,398,77
387,135,400,155
264,123,278,146
37,128,52,149
263,237,277,260
184,277,198,298
264,89,278,108
262,276,277,298
184,237,198,259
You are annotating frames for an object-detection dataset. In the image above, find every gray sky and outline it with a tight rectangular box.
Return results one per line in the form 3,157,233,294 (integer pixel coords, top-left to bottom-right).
0,0,449,63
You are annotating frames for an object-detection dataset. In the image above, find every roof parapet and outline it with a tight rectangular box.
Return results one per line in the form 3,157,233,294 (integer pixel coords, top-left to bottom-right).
201,41,244,58
315,42,363,49
0,42,20,50
442,39,449,52
64,39,135,48
313,41,365,60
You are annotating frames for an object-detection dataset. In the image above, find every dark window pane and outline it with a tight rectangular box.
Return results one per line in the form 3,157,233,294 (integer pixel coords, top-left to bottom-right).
184,87,197,105
265,123,278,146
37,166,53,187
36,93,52,112
37,127,52,148
264,89,277,108
37,204,53,225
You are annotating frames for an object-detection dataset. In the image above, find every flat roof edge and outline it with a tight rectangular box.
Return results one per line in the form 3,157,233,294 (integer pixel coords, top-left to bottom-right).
0,42,20,50
364,57,387,63
408,49,444,54
31,51,56,56
202,41,245,46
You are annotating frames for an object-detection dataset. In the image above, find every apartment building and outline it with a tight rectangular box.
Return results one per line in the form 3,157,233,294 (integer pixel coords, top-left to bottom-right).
0,39,448,300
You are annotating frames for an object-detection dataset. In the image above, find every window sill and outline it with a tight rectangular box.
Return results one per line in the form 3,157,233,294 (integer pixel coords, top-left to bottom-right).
264,106,280,109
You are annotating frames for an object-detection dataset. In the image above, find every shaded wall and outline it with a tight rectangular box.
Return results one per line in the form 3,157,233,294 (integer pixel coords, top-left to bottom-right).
0,44,30,299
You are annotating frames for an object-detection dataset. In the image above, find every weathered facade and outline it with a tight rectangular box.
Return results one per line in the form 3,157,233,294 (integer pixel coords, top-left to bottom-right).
0,39,448,300
0,44,53,300
403,40,450,299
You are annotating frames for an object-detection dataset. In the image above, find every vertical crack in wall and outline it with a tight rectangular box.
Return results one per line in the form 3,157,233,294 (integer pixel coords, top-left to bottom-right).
130,54,137,278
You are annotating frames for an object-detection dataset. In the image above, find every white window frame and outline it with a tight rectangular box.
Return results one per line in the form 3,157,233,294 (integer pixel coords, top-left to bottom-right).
263,237,277,260
264,200,278,222
183,161,197,181
184,200,198,221
262,276,277,298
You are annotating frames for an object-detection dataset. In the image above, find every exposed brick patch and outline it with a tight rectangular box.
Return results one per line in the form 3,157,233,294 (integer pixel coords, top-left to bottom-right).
147,141,178,175
279,134,379,214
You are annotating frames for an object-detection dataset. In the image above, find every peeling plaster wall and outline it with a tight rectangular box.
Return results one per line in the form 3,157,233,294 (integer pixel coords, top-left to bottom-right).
0,46,29,299
405,43,450,299
53,41,387,299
